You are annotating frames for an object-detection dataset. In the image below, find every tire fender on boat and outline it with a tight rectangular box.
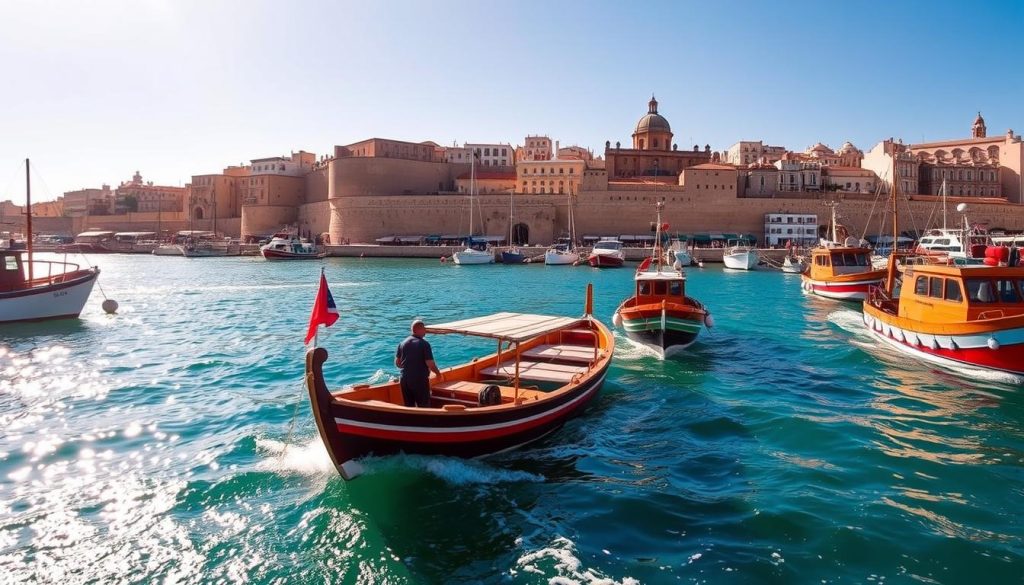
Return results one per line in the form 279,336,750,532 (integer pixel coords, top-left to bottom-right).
704,313,715,329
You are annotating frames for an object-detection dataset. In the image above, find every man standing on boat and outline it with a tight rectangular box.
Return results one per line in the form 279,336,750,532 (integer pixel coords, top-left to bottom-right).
395,319,443,407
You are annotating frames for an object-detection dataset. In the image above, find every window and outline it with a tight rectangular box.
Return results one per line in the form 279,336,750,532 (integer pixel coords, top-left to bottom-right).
996,279,1020,303
944,279,963,302
669,281,682,296
929,277,943,299
915,276,928,296
653,282,667,295
5,257,17,271
966,279,995,302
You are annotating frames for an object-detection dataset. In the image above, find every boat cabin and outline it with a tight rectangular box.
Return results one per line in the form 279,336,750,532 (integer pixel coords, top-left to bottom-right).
808,247,872,276
635,270,686,302
0,251,26,292
593,239,623,252
896,264,1024,322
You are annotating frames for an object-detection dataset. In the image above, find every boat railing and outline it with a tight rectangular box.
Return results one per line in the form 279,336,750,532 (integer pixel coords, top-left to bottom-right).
867,285,899,312
558,327,599,369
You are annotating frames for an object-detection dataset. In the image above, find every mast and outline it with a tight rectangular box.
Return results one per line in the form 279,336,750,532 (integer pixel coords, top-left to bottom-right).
941,178,947,232
212,184,218,237
654,201,663,270
25,158,33,282
469,154,475,243
884,147,899,294
830,202,838,244
508,189,514,247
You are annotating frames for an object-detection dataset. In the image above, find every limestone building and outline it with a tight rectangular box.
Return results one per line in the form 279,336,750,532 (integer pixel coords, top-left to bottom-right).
604,96,717,179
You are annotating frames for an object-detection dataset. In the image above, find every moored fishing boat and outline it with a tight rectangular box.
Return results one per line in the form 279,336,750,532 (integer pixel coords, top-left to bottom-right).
57,230,115,254
2,159,100,324
306,286,614,479
782,253,806,274
864,149,1024,376
722,239,759,270
587,238,625,268
613,203,712,357
800,203,885,300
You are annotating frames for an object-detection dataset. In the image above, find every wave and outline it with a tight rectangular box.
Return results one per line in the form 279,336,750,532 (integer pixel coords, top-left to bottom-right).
513,536,640,584
365,454,545,485
255,436,335,477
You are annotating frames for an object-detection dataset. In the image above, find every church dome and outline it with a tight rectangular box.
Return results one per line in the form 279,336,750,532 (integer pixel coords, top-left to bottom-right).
634,96,671,134
839,141,857,153
809,142,834,154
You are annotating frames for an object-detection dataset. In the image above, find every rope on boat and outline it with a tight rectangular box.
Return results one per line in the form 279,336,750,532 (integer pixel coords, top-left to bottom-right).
280,393,302,458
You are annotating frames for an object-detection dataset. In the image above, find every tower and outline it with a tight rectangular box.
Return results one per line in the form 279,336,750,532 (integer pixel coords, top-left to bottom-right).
972,112,987,138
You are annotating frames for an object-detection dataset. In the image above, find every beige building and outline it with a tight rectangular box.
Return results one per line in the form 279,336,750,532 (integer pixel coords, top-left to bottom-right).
517,159,587,194
456,170,517,194
63,185,114,216
726,140,787,166
910,114,1019,200
335,138,444,163
822,167,877,194
678,163,739,197
862,139,920,195
604,96,716,179
520,136,553,161
115,171,186,214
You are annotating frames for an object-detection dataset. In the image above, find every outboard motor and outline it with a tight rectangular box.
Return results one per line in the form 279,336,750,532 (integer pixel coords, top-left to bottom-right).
478,384,502,406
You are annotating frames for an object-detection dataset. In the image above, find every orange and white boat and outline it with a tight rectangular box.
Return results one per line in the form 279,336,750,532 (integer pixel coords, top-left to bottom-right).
863,150,1024,376
800,204,885,301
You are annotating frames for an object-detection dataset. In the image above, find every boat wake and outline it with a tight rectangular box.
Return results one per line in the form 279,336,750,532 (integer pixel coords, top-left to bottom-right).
364,454,545,485
255,436,334,477
512,535,640,584
827,308,871,338
611,332,664,361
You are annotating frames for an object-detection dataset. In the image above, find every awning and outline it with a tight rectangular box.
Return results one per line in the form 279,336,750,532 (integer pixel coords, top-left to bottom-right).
397,236,424,243
375,236,397,243
426,312,583,342
76,231,114,237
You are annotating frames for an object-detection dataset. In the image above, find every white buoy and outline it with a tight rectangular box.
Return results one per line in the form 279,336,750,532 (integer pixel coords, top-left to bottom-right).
612,312,622,327
987,337,1000,350
698,261,704,268
102,299,119,314
704,314,715,329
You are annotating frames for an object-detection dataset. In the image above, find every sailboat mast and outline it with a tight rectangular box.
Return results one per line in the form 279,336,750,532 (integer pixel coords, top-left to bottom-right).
508,190,514,245
885,148,899,293
25,158,33,282
469,155,475,242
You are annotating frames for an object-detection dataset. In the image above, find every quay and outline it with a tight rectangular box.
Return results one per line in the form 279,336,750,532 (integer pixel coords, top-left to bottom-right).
323,244,794,264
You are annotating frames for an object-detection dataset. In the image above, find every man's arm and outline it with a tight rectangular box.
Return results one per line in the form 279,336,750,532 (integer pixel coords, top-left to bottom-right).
394,343,403,368
426,359,442,380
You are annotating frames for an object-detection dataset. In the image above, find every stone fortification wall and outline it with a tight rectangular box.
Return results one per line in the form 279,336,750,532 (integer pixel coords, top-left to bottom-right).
330,194,559,245
304,168,329,203
298,201,331,239
241,205,296,239
329,189,1024,246
328,157,467,197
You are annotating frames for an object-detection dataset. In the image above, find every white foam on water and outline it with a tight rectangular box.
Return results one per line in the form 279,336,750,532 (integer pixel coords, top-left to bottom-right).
255,436,334,477
612,332,664,361
827,308,870,338
365,454,544,485
514,536,640,585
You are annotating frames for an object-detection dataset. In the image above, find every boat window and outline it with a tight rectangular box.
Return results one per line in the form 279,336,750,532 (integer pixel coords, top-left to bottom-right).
966,279,996,303
831,254,844,266
669,281,683,296
653,282,667,295
4,257,17,271
638,282,651,295
914,276,928,296
843,253,858,266
929,277,943,299
995,279,1020,303
944,279,963,303
935,239,950,246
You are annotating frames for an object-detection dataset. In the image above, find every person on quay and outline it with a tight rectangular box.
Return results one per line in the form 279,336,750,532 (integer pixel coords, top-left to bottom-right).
395,319,443,407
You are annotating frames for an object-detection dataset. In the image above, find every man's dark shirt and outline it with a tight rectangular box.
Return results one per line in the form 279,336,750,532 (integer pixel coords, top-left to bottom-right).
396,335,433,380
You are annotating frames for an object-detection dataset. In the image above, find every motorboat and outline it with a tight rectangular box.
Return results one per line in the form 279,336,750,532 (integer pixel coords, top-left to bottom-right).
781,254,807,274
800,203,885,301
722,240,759,270
1,159,100,323
913,183,991,265
587,238,625,268
500,248,526,264
57,231,115,254
260,234,326,260
613,203,712,357
451,156,493,265
305,286,614,479
665,245,693,269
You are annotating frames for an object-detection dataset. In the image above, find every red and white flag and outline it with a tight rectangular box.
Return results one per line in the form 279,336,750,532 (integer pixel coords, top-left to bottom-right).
305,270,339,345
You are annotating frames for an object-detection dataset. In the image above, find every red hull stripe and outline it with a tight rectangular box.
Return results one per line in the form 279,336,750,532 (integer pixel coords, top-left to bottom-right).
335,375,602,443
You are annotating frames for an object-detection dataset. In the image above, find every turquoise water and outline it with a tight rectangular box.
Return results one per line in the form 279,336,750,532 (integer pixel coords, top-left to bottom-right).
1,255,1022,584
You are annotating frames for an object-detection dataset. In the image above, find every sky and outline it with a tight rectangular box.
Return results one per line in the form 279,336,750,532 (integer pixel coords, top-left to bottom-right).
1,0,1022,203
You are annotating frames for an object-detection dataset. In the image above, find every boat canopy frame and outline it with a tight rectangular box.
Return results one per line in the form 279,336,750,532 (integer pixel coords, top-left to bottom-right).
426,312,583,343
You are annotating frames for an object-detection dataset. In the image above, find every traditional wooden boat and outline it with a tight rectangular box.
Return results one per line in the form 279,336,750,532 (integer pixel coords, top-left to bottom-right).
306,286,614,479
864,152,1024,376
722,241,759,270
2,160,99,324
613,203,712,357
800,204,885,300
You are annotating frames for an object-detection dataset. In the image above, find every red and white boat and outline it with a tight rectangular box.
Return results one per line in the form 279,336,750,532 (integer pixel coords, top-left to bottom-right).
1,160,99,324
260,234,326,260
306,286,614,479
800,204,885,301
587,238,625,268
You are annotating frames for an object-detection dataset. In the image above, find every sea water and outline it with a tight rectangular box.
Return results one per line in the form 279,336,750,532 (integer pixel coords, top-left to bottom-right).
0,254,1021,584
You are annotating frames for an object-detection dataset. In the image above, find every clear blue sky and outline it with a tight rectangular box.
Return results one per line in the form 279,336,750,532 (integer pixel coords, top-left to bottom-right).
1,0,1021,202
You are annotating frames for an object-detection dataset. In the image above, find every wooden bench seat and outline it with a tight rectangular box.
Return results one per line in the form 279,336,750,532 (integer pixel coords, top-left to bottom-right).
479,360,589,384
521,343,597,364
432,380,543,404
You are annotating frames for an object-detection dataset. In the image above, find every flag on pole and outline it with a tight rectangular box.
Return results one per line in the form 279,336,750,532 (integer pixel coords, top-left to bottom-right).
305,270,339,344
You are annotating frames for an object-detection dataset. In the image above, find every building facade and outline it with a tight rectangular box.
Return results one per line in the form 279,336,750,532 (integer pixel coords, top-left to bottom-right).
115,172,186,214
63,185,114,216
764,213,818,246
464,143,514,167
726,140,787,166
334,138,444,163
520,136,553,161
604,96,716,179
517,159,587,194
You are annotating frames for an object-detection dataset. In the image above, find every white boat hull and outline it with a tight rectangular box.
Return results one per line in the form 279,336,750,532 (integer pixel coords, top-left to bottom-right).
545,250,579,265
723,249,759,270
152,245,183,256
0,270,99,323
452,249,494,265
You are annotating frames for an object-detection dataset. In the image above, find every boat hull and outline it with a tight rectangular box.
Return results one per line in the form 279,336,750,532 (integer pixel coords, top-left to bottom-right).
260,248,326,260
500,251,525,264
452,249,494,264
801,275,884,301
616,303,706,357
306,339,612,477
587,252,624,268
723,250,759,270
0,269,99,323
862,306,1024,376
545,250,579,265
